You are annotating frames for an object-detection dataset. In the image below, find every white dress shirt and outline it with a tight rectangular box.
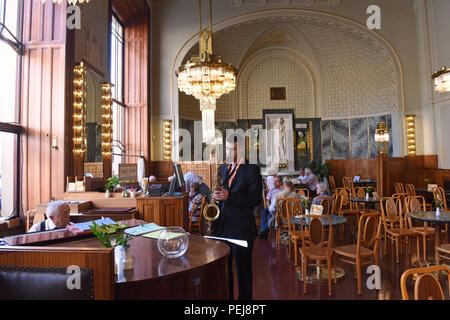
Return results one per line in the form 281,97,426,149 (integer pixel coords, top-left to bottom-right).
28,218,57,233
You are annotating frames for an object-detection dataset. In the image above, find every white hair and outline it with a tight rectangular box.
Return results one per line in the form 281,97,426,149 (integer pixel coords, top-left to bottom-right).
305,168,312,174
148,175,157,182
317,182,328,194
46,201,70,218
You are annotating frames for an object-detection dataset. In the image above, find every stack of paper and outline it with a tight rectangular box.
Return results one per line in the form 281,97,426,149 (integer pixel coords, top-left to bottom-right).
124,223,164,236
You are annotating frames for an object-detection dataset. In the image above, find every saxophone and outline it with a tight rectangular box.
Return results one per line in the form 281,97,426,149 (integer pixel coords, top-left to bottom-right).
203,159,223,235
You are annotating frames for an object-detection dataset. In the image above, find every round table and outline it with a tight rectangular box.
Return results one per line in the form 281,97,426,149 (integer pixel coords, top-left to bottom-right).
289,214,347,283
348,197,380,213
408,211,450,268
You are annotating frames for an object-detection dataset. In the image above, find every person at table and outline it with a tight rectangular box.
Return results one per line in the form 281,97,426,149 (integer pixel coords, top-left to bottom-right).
297,168,306,182
259,176,283,239
188,182,205,223
312,182,332,207
265,169,277,191
300,168,319,197
212,134,263,300
267,180,302,231
28,201,71,233
197,176,211,203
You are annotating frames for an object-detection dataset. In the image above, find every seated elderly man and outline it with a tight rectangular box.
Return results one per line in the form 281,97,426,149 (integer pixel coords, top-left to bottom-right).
267,180,302,231
259,176,283,239
148,175,157,183
300,168,319,197
28,201,71,233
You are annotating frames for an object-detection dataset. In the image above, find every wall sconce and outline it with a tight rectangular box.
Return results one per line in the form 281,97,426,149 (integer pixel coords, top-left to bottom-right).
406,114,416,156
162,120,172,161
374,121,390,157
101,83,113,158
73,62,87,157
432,66,450,93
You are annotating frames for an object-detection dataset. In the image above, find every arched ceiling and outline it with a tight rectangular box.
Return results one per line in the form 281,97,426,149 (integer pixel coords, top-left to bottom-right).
179,13,400,121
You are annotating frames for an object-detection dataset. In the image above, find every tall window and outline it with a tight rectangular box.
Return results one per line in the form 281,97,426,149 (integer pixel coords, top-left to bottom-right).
110,14,124,175
0,0,23,218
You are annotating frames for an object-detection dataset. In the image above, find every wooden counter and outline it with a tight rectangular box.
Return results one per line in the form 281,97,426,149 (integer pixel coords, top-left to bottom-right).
136,195,189,230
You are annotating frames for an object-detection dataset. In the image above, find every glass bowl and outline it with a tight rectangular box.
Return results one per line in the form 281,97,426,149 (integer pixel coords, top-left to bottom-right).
157,226,189,259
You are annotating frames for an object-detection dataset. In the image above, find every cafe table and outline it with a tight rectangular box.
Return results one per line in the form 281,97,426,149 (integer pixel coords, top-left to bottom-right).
407,211,450,268
348,197,380,213
289,214,347,282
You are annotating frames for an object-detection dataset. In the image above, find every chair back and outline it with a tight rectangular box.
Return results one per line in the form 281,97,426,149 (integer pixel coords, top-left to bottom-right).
356,187,367,199
357,212,382,254
343,177,353,189
394,182,405,194
296,188,310,198
400,265,450,300
332,193,342,215
314,196,332,215
281,198,302,235
26,210,45,232
433,186,448,211
328,176,336,192
405,184,416,197
405,196,429,231
301,215,333,251
276,197,293,230
380,197,406,231
337,188,351,208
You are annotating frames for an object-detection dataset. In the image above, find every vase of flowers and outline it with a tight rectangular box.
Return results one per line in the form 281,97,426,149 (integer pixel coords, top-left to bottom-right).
301,198,311,215
105,175,120,198
367,186,374,198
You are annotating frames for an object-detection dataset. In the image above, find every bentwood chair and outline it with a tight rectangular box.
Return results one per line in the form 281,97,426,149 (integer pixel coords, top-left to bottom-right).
313,196,333,215
405,184,416,197
333,211,382,295
188,196,205,234
284,198,307,266
380,197,420,263
405,196,435,262
275,198,292,250
336,188,360,237
299,214,334,296
296,188,310,199
394,182,405,194
432,186,449,236
343,177,354,190
400,265,450,300
328,176,336,194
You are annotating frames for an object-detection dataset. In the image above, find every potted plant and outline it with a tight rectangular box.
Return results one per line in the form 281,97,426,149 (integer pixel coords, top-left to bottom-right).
307,161,332,180
367,186,374,198
89,221,134,272
105,175,120,198
425,178,431,186
301,198,311,214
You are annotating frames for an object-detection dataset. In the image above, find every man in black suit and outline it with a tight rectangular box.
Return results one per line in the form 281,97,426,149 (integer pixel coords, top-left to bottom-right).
212,135,262,300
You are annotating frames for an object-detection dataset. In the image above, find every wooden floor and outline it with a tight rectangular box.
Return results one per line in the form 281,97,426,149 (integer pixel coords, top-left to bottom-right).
236,226,450,300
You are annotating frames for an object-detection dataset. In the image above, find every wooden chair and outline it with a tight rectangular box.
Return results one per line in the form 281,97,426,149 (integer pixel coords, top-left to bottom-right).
328,175,336,193
284,198,307,266
331,192,342,215
433,186,448,211
405,184,416,197
333,211,382,295
336,188,360,236
275,197,291,249
400,265,450,300
188,196,205,234
296,188,310,198
394,182,405,194
299,214,334,296
380,197,420,263
343,177,353,190
405,196,435,262
25,210,46,232
313,196,333,215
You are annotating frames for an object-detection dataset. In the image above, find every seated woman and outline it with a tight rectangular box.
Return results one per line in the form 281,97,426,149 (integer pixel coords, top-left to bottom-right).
312,182,332,206
189,182,205,222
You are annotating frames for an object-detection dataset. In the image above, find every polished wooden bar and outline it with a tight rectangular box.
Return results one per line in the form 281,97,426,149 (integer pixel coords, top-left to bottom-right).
136,195,189,229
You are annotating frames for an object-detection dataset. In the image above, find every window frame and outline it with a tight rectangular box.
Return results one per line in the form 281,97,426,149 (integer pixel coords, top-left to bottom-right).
0,0,24,218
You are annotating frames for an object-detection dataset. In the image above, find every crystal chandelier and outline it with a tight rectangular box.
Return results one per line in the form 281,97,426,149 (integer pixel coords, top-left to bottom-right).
41,0,92,5
432,67,450,93
176,0,237,144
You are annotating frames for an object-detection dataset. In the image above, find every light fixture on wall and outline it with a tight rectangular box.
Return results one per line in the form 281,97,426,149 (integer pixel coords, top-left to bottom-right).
101,83,113,158
175,0,237,145
41,0,92,5
374,121,390,157
432,66,450,93
73,62,87,157
406,114,416,156
162,120,172,161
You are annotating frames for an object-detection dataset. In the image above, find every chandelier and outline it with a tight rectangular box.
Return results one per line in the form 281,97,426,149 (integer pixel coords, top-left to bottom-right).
176,0,237,144
432,67,450,93
41,0,92,5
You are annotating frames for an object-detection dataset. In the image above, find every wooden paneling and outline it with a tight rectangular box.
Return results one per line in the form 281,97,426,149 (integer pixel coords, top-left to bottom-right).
136,195,189,230
0,246,114,299
327,158,377,188
179,161,215,189
148,161,175,180
21,1,68,214
123,12,150,170
112,0,148,25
